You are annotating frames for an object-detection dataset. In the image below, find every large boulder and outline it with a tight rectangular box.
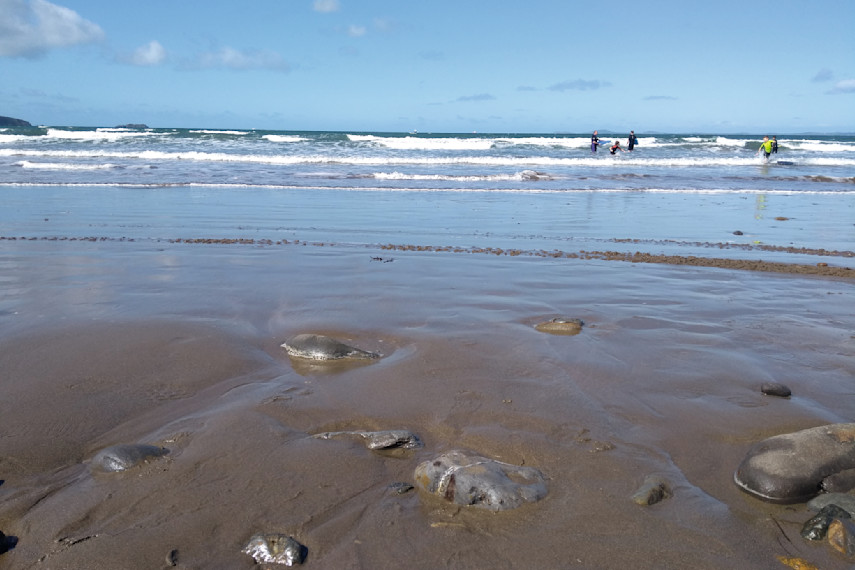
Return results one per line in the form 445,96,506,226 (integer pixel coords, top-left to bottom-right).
414,450,547,511
734,423,855,504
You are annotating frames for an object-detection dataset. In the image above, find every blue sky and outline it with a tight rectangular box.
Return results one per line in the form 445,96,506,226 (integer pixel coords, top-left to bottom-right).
1,0,853,133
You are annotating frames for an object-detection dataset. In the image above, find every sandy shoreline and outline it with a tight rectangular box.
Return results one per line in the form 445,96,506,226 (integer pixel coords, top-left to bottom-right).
0,239,853,568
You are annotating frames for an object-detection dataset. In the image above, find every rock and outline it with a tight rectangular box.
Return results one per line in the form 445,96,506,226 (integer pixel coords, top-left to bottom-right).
0,116,32,127
821,469,855,493
535,317,584,336
314,429,422,450
760,382,792,398
0,531,7,555
807,493,855,517
414,450,547,511
243,534,306,566
0,531,17,554
281,334,380,361
733,423,855,503
91,444,168,473
631,475,672,506
800,504,851,540
389,482,414,495
828,518,855,557
733,230,744,236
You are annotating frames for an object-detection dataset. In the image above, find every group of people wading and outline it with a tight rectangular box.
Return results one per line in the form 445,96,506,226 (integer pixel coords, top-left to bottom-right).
590,130,638,155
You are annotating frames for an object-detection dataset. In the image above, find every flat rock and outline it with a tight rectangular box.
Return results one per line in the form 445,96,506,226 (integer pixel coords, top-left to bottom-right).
807,493,855,517
414,450,547,511
314,429,422,450
535,317,584,336
91,444,168,473
734,423,855,503
243,534,305,566
281,334,379,361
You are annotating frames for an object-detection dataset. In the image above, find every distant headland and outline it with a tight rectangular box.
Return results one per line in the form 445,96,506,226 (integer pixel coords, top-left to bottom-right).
115,124,149,129
0,116,32,127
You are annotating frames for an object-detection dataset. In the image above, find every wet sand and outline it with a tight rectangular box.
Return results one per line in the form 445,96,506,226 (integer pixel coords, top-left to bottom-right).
1,239,853,569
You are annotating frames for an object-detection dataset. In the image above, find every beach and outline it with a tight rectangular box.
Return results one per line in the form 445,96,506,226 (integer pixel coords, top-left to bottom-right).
1,129,854,569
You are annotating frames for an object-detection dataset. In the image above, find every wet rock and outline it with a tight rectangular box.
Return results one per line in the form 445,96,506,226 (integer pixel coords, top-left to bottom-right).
828,518,855,557
631,475,672,506
281,334,379,361
414,450,547,511
0,531,7,555
733,230,744,236
821,469,855,493
760,382,792,398
800,504,851,540
0,531,17,554
389,482,414,495
243,534,306,566
733,423,855,503
535,317,584,336
807,493,855,517
91,444,168,473
314,429,422,450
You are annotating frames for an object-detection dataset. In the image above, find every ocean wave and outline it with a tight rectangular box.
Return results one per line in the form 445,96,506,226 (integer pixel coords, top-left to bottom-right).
189,130,249,135
263,134,308,143
44,128,153,141
370,170,552,182
15,160,120,170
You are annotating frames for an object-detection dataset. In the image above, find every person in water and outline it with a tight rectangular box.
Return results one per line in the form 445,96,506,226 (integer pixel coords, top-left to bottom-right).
609,140,623,154
772,136,778,154
628,130,637,151
591,131,600,153
759,136,774,160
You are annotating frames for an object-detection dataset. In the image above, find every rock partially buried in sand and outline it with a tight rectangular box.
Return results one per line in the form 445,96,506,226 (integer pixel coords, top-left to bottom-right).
535,317,584,336
821,469,855,494
828,518,855,557
281,334,380,361
243,534,306,566
91,444,168,473
631,475,672,506
760,382,792,398
734,423,855,504
800,504,851,541
314,429,422,450
808,493,855,517
414,450,547,511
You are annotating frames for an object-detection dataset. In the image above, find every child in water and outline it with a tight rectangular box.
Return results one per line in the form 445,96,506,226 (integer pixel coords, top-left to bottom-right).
609,140,623,154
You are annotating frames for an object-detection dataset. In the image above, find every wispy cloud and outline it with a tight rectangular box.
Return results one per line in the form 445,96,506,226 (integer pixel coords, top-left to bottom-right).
548,79,611,92
0,0,104,58
192,47,291,73
812,68,834,82
120,40,166,67
313,0,340,13
644,95,677,101
828,79,855,94
347,25,366,37
456,93,496,102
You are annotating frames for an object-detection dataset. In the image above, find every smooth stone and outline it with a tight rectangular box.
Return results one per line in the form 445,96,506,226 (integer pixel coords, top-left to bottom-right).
807,493,855,517
281,334,379,361
800,504,851,540
631,475,672,506
534,317,584,336
828,518,855,557
314,429,421,450
760,382,792,398
91,444,168,473
733,423,855,504
243,534,306,566
414,450,547,511
389,482,415,495
822,469,855,493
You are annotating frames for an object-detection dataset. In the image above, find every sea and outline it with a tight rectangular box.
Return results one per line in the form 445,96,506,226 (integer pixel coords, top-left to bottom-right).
1,127,853,264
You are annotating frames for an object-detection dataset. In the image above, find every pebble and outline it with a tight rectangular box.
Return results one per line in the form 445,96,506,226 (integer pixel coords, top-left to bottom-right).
313,430,422,450
760,382,792,398
800,504,851,540
828,518,855,557
807,493,855,517
631,475,672,506
243,534,306,566
534,317,584,336
91,444,168,473
414,450,547,511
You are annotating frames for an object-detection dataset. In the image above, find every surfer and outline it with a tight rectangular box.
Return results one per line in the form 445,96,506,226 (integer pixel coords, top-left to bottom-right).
628,130,637,151
772,136,778,154
609,140,623,154
591,131,600,153
758,136,774,161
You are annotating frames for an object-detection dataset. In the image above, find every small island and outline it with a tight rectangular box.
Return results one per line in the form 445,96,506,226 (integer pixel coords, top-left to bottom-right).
0,115,32,127
115,124,149,129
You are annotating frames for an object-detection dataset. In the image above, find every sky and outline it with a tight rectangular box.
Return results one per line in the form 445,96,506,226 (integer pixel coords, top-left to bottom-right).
1,0,854,133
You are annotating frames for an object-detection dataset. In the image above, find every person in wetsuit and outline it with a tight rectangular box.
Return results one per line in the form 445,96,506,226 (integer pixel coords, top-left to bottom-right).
759,136,773,160
610,140,623,154
772,136,778,154
591,130,600,153
628,130,637,151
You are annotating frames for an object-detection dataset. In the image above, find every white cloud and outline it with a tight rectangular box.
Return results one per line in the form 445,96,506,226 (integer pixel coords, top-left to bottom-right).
127,40,166,66
548,79,612,92
195,47,291,73
0,0,104,58
829,79,855,94
313,0,340,13
347,25,366,37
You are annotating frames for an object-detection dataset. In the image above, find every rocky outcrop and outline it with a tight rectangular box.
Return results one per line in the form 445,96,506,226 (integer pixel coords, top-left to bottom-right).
0,116,32,127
